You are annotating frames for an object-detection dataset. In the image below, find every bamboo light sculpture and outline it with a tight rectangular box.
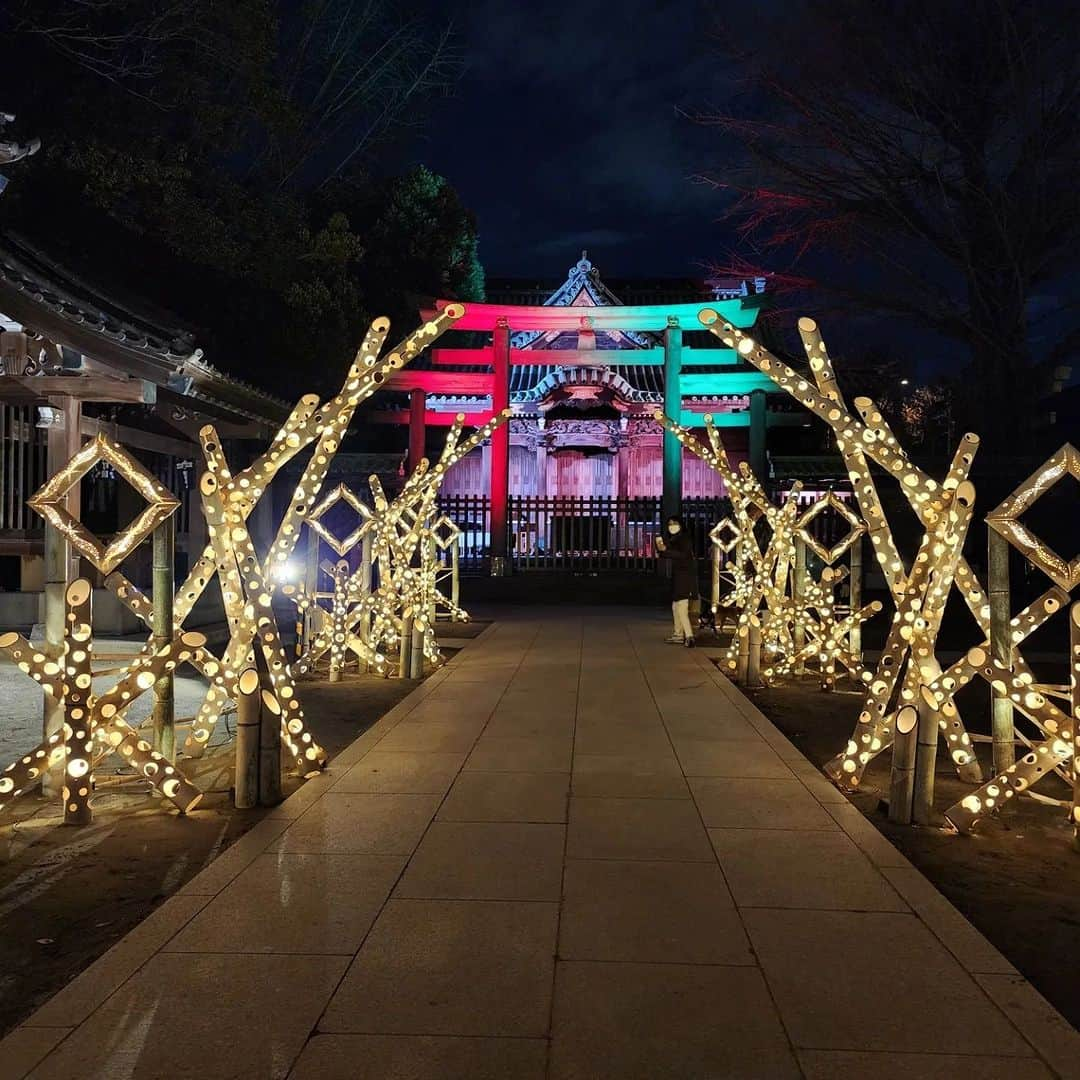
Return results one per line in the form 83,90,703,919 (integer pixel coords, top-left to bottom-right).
1,433,207,822
655,410,810,684
106,308,464,762
917,445,1079,833
288,410,508,681
698,310,988,811
0,581,206,821
762,491,879,690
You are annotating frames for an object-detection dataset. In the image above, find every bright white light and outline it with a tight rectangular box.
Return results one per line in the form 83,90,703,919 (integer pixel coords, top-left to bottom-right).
274,561,300,583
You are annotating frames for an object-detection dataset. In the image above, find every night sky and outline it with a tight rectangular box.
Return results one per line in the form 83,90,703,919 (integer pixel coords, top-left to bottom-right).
415,0,744,279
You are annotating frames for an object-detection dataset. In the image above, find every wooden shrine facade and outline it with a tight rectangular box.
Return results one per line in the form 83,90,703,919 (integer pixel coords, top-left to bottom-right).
375,255,806,569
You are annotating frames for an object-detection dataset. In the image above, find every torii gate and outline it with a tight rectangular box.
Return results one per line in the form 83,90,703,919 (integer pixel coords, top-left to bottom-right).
383,295,783,571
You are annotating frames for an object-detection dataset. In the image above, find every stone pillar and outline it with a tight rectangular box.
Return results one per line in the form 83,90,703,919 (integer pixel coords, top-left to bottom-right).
662,319,682,524
42,395,81,796
749,388,767,484
407,388,426,477
489,317,511,574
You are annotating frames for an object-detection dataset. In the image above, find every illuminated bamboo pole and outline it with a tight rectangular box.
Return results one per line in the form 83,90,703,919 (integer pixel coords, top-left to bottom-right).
849,532,863,659
399,613,413,678
234,667,260,809
42,396,80,798
747,615,763,688
1071,602,1080,851
304,528,320,653
988,529,1015,773
151,517,175,760
450,532,460,611
410,619,424,679
890,705,920,825
328,561,349,683
62,579,93,825
794,536,807,673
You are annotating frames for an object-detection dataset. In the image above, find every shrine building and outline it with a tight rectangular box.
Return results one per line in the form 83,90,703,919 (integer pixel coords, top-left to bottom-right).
375,254,806,569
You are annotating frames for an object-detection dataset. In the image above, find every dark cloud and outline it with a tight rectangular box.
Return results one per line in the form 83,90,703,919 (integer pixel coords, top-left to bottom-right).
416,0,736,278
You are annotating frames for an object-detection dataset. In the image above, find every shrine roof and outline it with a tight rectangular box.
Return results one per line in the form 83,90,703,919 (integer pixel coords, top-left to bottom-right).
0,232,290,424
432,254,763,406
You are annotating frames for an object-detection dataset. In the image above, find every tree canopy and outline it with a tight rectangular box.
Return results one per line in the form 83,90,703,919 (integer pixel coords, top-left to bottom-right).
0,0,480,396
694,0,1079,445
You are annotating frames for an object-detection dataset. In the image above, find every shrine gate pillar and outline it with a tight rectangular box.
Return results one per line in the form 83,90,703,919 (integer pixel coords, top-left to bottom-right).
489,317,511,573
662,318,683,524
749,387,768,484
407,388,426,476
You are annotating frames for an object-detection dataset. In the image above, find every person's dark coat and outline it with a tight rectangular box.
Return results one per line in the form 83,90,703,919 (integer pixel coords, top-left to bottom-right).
657,530,697,601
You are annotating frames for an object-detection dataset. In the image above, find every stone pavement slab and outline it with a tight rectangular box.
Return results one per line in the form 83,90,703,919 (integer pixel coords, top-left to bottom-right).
5,611,1078,1080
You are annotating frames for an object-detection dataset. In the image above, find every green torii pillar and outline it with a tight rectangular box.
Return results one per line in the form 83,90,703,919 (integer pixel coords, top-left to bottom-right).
749,387,768,484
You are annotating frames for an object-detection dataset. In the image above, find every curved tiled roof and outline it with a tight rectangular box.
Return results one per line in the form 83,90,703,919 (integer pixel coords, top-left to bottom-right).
0,233,291,423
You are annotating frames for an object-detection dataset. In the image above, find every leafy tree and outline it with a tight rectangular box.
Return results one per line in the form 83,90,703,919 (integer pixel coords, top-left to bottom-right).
0,0,470,395
692,0,1079,445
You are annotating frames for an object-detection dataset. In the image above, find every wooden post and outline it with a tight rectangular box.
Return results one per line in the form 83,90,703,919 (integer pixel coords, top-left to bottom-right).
234,666,260,809
151,517,176,760
489,318,511,574
42,395,81,797
793,536,807,673
849,532,863,659
988,529,1015,773
408,388,426,476
662,319,683,525
889,704,919,825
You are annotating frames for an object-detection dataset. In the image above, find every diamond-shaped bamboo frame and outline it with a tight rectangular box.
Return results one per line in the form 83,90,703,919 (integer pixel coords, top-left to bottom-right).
797,491,866,565
986,443,1079,591
308,483,371,557
27,433,180,574
709,516,740,554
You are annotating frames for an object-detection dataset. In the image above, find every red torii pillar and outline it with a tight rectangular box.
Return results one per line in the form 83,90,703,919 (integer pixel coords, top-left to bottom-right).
407,388,426,476
489,317,511,574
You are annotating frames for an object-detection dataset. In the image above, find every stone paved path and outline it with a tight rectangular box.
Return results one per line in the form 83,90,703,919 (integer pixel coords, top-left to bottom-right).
3,611,1078,1079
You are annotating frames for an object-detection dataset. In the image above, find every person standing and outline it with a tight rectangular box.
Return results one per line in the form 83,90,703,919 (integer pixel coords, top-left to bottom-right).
655,516,697,647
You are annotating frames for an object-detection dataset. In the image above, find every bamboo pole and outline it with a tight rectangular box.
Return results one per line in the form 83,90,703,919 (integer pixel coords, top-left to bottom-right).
747,615,762,688
912,667,942,825
849,533,863,659
151,517,175,760
793,536,807,673
988,529,1015,774
410,620,424,679
889,704,919,825
1071,602,1079,852
234,667,260,809
62,579,94,825
398,613,413,678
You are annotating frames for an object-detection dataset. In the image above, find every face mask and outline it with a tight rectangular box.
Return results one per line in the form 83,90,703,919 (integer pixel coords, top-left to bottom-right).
667,524,681,535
